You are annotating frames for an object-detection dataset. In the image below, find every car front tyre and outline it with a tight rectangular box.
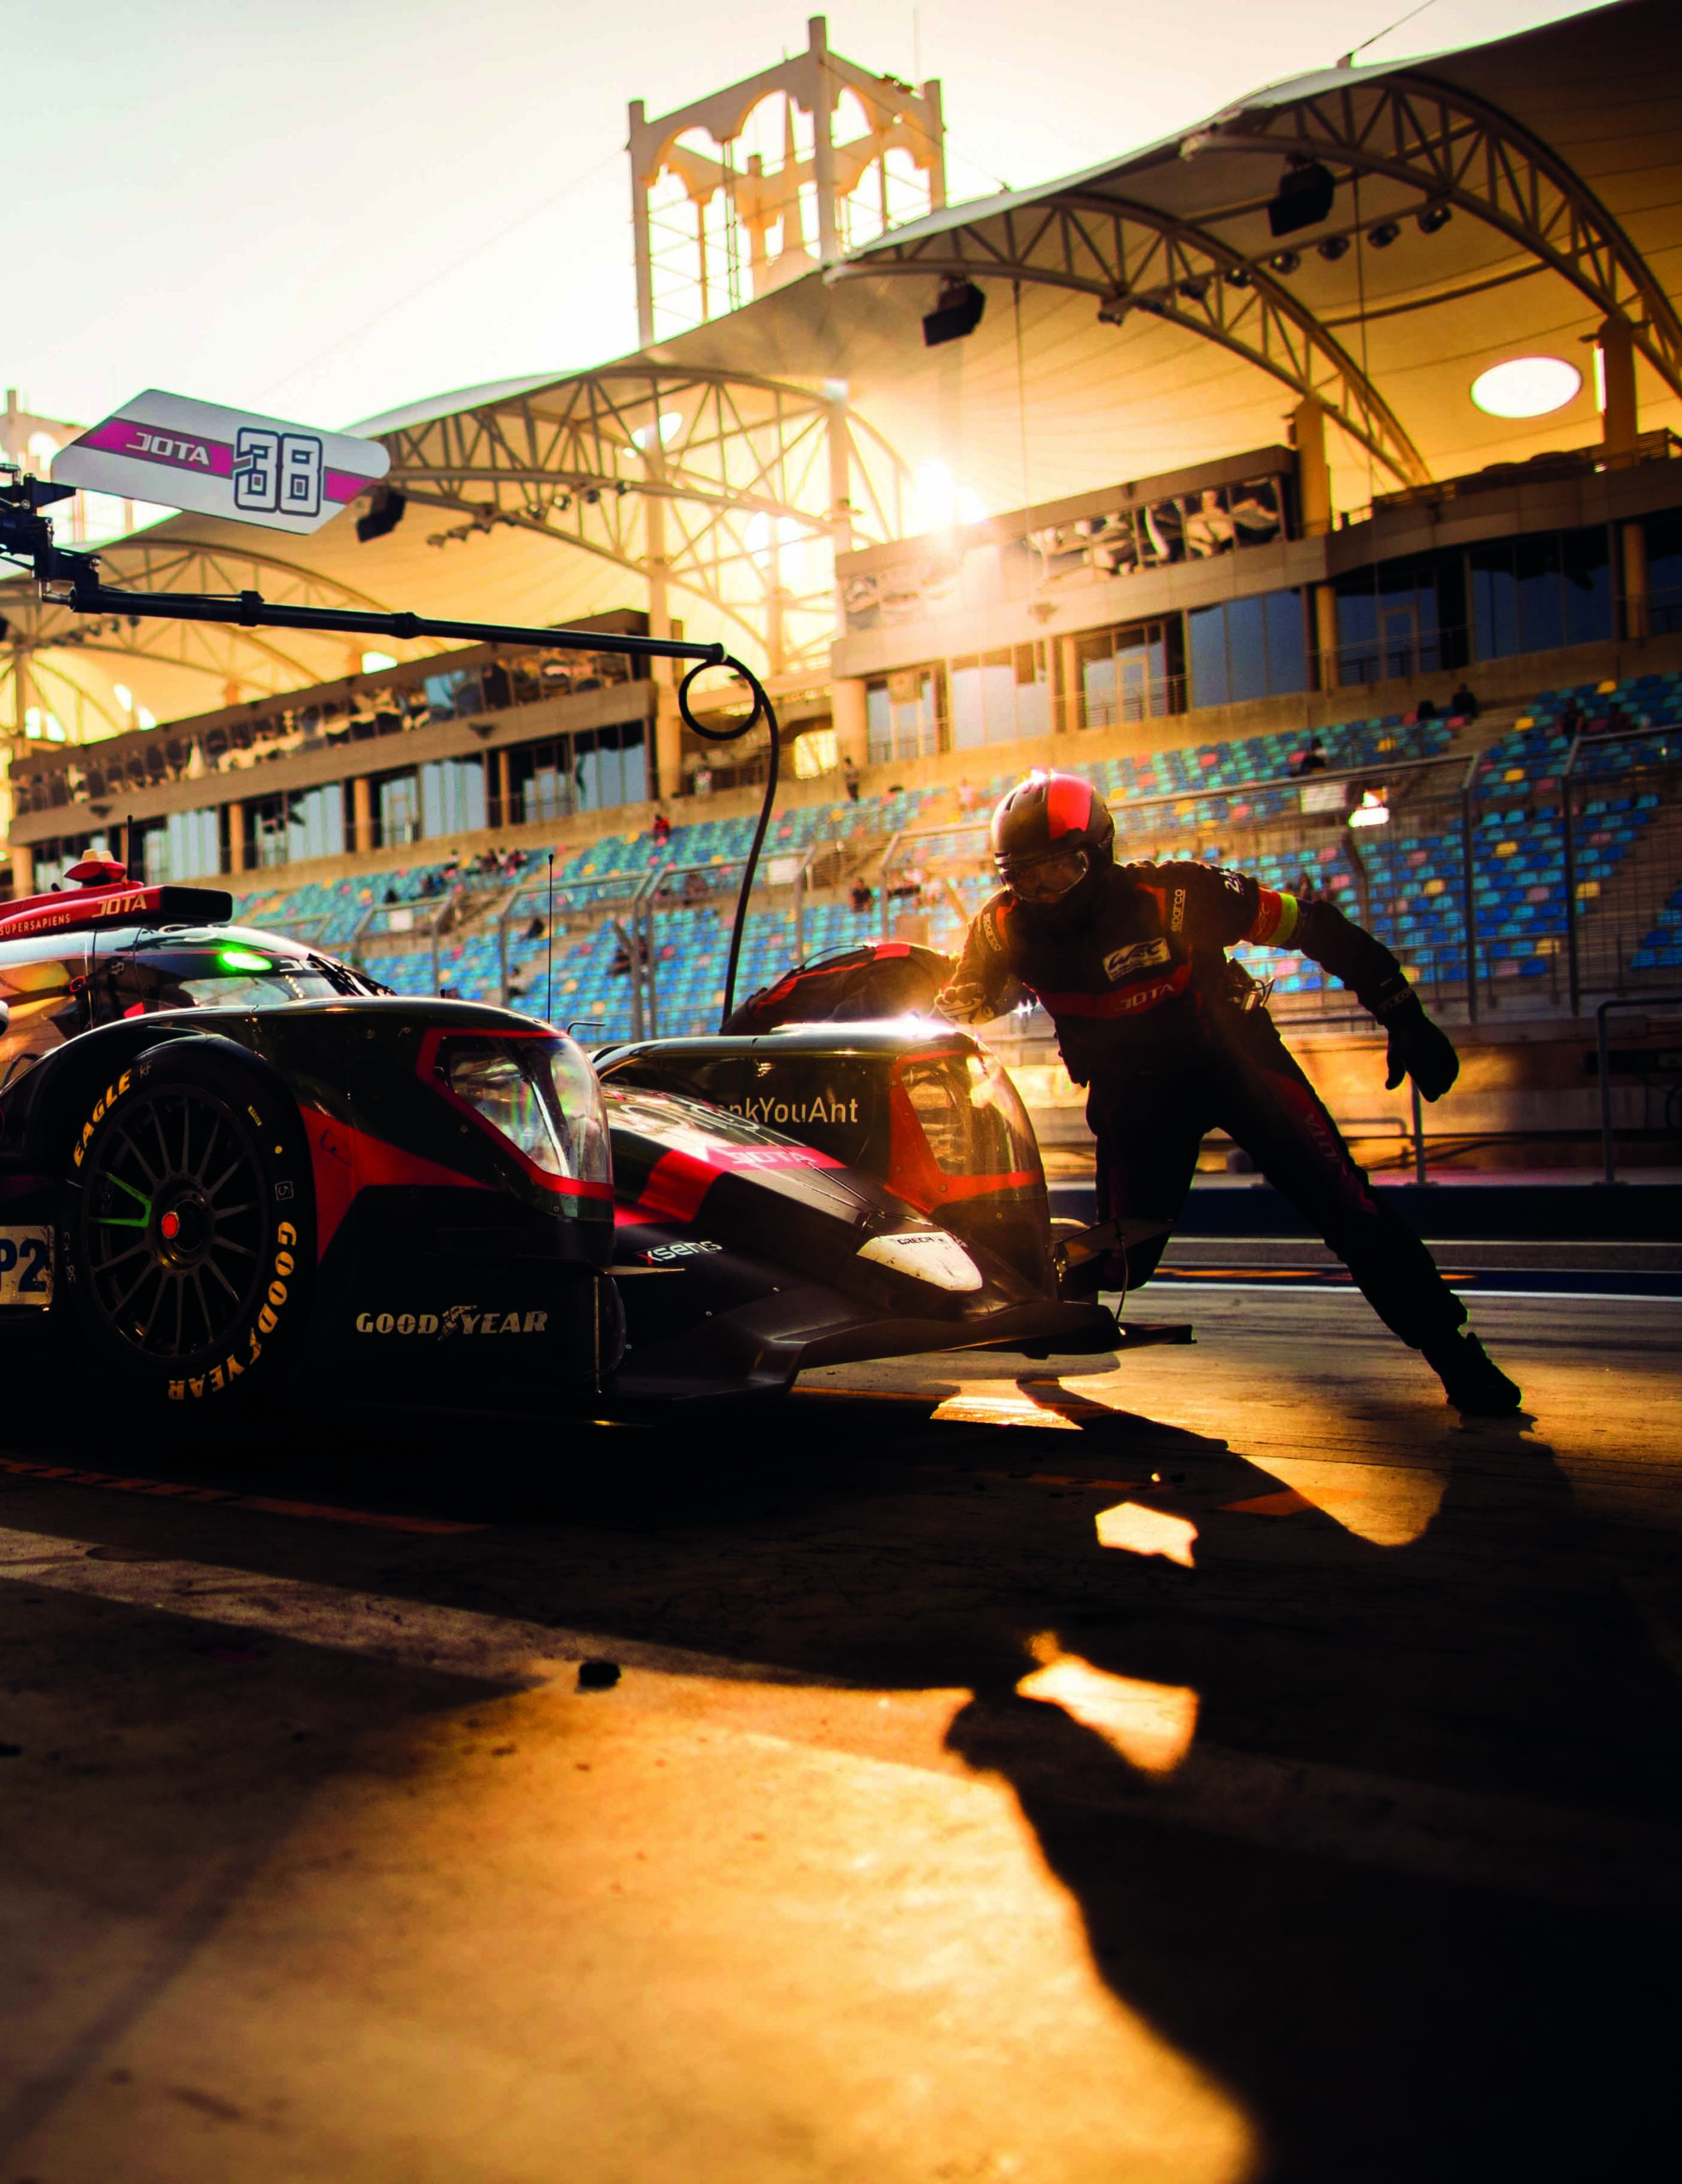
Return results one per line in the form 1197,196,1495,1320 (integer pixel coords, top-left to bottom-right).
61,1042,315,1405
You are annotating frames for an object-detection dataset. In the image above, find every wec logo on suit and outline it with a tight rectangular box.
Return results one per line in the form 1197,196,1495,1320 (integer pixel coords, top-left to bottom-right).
1102,938,1171,983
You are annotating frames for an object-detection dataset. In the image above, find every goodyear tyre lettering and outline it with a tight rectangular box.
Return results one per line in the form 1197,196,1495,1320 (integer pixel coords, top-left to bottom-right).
72,1071,132,1169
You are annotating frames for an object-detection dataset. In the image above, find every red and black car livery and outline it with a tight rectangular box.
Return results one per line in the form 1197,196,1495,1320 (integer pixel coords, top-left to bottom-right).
0,862,1110,1409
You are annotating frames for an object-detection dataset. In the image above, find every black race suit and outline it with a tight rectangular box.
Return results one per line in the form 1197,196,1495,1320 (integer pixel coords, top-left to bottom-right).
938,861,1465,1350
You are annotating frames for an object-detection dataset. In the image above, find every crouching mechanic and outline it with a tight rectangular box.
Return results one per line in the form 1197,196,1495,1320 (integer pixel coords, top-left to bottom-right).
936,770,1521,1414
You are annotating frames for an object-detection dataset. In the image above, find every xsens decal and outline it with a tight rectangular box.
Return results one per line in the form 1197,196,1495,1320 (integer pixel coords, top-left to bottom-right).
1171,889,1186,933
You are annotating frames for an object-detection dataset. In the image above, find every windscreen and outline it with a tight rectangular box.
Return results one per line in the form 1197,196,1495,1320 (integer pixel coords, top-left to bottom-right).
114,943,342,1010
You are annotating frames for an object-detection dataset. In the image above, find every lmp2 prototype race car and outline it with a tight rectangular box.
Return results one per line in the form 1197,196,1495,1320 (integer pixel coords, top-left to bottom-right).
0,857,1113,1411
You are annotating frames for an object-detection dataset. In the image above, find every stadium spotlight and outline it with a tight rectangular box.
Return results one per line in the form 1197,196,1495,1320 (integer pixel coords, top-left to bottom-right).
1224,265,1253,288
922,277,987,347
1417,202,1453,235
1470,357,1582,418
1366,221,1401,249
355,488,407,544
1177,276,1210,303
1317,234,1350,262
1268,250,1301,276
1267,158,1336,238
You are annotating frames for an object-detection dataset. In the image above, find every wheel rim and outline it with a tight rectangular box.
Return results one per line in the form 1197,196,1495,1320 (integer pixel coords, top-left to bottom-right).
82,1085,267,1361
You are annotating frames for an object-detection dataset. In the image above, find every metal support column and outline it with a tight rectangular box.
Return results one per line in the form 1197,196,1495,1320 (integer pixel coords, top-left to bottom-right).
1563,724,1585,1018
1459,751,1482,1023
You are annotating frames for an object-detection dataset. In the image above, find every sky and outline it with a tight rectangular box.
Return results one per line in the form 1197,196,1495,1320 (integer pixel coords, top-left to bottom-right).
4,0,1608,438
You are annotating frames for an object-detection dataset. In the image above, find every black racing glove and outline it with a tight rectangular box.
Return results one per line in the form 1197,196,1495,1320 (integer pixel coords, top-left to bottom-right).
1382,996,1459,1101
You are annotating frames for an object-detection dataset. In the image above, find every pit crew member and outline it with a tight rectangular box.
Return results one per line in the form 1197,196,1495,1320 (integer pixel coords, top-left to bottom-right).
935,770,1522,1415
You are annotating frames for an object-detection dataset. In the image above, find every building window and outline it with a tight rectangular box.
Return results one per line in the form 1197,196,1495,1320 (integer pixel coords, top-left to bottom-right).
501,722,649,828
1642,511,1682,636
1333,553,1467,685
572,722,648,812
866,667,943,763
1071,620,1180,728
1470,525,1610,661
140,807,224,884
949,644,1050,746
246,784,346,868
421,756,486,838
375,771,422,848
793,729,838,779
1188,590,1307,709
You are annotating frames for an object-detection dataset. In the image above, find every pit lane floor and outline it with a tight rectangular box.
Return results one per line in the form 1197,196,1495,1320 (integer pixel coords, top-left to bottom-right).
1,1290,1679,2183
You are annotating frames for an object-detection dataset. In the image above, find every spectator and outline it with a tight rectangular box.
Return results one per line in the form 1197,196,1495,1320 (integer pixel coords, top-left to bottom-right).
887,862,923,905
1295,868,1321,903
1447,679,1480,721
1415,695,1438,723
849,879,875,915
957,776,982,817
683,869,709,903
842,756,861,804
383,885,399,904
524,915,544,942
1292,736,1328,778
1559,697,1586,739
691,760,713,798
651,809,672,845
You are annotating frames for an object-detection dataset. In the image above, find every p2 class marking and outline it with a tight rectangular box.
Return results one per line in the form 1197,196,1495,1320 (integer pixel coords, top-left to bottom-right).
0,1227,54,1306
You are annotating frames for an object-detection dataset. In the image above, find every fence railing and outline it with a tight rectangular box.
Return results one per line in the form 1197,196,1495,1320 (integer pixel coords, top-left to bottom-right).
875,725,1682,1025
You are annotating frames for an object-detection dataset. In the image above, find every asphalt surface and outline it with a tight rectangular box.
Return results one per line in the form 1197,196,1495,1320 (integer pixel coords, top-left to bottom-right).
1,1287,1679,2181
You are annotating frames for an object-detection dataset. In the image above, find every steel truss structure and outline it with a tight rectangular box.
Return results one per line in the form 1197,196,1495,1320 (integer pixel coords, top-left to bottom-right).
835,68,1682,489
381,365,910,681
1,541,403,735
1196,72,1682,403
833,191,1433,487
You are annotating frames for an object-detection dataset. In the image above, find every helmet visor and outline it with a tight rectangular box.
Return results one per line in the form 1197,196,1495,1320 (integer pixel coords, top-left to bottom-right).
998,845,1089,903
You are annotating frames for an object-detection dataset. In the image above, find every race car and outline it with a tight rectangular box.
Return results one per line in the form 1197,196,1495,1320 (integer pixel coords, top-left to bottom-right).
0,857,1112,1409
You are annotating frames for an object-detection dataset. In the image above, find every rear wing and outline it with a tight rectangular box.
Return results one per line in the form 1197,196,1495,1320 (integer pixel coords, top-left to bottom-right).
0,884,233,944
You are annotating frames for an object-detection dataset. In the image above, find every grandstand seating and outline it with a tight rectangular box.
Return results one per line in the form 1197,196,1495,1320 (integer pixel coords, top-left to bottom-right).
227,670,1679,1028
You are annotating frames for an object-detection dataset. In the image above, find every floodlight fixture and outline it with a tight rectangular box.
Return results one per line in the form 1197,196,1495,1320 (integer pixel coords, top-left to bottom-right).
922,277,987,348
1267,159,1336,238
1470,357,1582,418
1268,250,1301,276
1366,221,1401,249
1417,202,1453,235
1317,235,1350,263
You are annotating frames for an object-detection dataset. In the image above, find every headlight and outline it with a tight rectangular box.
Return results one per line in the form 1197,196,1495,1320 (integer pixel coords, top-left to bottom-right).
857,1230,983,1292
428,1030,612,1209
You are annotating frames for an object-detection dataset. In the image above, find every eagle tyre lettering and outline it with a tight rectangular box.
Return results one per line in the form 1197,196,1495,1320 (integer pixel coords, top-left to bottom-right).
61,1044,315,1405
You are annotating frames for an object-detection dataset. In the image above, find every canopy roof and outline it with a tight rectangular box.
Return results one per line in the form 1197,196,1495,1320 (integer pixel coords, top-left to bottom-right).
11,0,1679,740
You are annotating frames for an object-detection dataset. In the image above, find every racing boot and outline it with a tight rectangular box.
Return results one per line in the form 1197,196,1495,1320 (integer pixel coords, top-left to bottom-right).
1422,1330,1523,1416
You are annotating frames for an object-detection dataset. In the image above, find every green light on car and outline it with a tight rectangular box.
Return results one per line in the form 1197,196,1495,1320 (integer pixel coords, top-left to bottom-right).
218,948,274,972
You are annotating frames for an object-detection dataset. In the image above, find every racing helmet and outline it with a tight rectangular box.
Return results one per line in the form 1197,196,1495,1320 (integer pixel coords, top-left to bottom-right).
990,770,1115,912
